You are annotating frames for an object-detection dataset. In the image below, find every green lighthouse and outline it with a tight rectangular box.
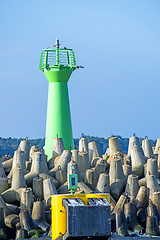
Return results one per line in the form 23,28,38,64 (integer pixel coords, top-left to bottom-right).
39,39,77,160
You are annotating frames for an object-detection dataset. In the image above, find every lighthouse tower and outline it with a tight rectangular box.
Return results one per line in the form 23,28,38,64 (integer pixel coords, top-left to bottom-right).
39,39,77,160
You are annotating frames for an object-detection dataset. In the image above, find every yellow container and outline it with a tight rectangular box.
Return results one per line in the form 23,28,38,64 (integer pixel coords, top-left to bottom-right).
51,193,110,240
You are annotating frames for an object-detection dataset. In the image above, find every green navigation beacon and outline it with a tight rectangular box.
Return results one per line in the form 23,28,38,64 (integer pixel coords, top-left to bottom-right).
39,39,77,160
68,161,78,194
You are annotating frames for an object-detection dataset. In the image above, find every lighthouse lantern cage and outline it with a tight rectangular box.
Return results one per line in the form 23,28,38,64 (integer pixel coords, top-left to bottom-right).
39,48,76,71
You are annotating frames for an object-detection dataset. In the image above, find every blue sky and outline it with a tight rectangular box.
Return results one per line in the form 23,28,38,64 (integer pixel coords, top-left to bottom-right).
0,0,160,140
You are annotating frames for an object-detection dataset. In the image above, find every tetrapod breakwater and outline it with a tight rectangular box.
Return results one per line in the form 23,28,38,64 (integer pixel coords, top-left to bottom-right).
0,134,160,239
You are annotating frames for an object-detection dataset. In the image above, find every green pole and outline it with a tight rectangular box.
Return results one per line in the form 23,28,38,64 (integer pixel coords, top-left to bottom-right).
39,39,77,160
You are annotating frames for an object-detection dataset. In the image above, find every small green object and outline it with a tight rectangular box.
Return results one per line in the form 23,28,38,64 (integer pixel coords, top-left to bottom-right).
68,174,78,194
39,39,77,160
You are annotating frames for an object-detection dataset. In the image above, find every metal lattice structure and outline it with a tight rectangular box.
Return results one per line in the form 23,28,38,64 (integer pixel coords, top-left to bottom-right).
39,48,76,71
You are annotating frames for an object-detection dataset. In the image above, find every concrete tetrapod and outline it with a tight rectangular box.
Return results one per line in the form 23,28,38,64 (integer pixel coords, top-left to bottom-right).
32,176,44,200
138,177,147,187
145,201,160,236
32,200,50,232
30,151,48,174
128,134,140,157
77,151,89,174
111,194,128,233
54,149,71,176
52,137,65,160
115,210,129,236
146,174,160,199
71,147,79,163
47,166,57,178
125,174,139,201
107,137,121,164
91,157,101,168
124,201,143,233
77,181,93,194
19,138,30,162
38,173,59,188
29,145,39,160
146,158,158,179
19,210,37,232
79,136,88,152
88,140,101,162
123,164,132,178
109,158,126,201
85,168,97,190
5,214,20,228
48,137,65,169
20,187,34,214
2,168,26,203
53,156,60,169
54,166,67,186
135,186,149,208
12,148,28,175
57,182,69,194
43,177,57,210
154,138,160,154
142,138,153,159
131,143,145,178
152,191,160,213
25,151,48,186
96,172,110,193
12,168,26,190
113,193,128,213
136,207,147,228
109,137,121,156
25,172,38,187
147,199,160,222
95,158,107,179
2,158,13,174
146,215,160,236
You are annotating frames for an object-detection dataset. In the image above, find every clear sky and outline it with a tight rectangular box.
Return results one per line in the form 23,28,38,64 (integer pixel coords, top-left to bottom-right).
0,0,160,140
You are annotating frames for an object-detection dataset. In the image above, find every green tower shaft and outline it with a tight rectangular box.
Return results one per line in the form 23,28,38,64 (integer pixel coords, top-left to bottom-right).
39,39,77,160
45,81,73,158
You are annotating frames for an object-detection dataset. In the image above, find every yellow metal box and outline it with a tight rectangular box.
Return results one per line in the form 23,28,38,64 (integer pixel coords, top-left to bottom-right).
51,193,110,240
